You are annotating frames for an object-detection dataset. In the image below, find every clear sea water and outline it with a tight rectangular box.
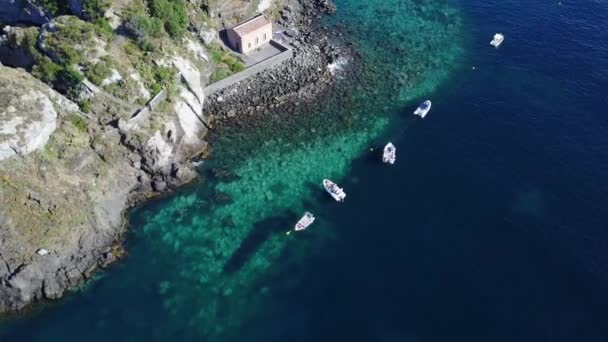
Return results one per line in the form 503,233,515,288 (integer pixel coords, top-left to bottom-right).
2,0,608,341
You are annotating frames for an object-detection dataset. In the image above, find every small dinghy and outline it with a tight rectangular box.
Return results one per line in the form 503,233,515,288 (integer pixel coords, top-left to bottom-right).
414,100,431,118
382,142,396,165
490,33,504,47
294,212,315,231
323,179,346,202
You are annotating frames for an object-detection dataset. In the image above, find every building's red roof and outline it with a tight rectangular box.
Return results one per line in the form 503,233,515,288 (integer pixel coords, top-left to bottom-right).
232,14,271,37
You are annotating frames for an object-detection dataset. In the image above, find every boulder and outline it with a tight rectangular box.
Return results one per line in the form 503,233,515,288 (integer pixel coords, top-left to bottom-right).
0,67,59,161
198,27,217,45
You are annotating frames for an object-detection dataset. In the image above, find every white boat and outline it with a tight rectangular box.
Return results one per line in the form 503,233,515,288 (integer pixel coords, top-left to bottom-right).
323,179,346,202
382,142,396,165
490,33,504,47
294,212,315,231
413,100,431,118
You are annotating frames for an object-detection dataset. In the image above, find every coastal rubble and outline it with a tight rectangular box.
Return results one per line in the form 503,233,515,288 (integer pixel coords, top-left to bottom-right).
204,0,347,121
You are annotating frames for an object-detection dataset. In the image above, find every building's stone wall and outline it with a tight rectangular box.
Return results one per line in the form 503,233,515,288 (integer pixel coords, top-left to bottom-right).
240,23,272,54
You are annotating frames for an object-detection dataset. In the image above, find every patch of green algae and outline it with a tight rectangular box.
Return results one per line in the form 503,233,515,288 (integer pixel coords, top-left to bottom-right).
132,0,465,339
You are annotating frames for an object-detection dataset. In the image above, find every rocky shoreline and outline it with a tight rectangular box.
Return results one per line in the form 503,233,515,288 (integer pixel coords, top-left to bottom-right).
0,0,345,314
204,0,349,122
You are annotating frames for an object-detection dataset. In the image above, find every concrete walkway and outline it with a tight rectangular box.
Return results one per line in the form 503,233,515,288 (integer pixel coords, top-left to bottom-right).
241,43,285,67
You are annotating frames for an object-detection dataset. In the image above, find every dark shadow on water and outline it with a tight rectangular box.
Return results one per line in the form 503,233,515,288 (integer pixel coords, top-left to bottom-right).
223,212,296,274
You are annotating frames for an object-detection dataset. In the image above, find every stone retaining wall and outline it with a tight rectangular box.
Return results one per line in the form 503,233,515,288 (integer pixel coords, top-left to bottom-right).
203,40,293,95
119,90,167,131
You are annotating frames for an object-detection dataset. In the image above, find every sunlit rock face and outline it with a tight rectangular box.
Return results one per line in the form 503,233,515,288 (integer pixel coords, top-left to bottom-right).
0,66,59,161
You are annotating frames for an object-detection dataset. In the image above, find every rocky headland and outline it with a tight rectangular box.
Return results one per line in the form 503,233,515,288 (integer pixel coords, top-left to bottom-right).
0,0,343,313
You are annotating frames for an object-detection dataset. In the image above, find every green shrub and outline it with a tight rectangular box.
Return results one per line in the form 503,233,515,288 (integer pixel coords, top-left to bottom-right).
68,113,88,132
5,27,41,60
38,0,69,15
135,38,151,52
57,65,84,86
231,62,245,72
125,13,165,51
83,0,111,21
123,41,140,56
148,0,189,38
44,18,97,65
153,65,175,88
32,57,63,84
151,83,162,95
221,55,237,66
126,14,165,38
104,82,125,99
210,66,232,82
209,48,223,63
207,43,245,78
79,100,93,113
95,18,114,38
56,19,96,42
32,52,84,101
222,55,244,72
84,59,113,85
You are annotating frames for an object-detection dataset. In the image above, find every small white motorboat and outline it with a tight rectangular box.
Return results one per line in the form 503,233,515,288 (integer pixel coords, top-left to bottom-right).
323,179,346,202
413,100,431,118
382,142,396,165
490,33,504,47
294,212,315,231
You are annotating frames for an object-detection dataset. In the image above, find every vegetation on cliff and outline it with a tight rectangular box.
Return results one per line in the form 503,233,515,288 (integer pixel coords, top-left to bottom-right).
0,0,288,314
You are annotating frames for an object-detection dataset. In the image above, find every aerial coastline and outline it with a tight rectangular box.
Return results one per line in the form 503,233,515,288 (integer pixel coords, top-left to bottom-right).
0,0,343,314
2,1,607,341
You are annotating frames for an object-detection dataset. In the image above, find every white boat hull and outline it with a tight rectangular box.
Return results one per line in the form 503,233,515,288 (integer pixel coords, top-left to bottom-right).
414,100,431,118
295,212,315,231
382,142,396,164
490,33,504,47
323,179,346,202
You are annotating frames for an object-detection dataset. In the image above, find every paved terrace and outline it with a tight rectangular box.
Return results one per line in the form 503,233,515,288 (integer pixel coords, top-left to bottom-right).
203,33,293,95
241,42,285,67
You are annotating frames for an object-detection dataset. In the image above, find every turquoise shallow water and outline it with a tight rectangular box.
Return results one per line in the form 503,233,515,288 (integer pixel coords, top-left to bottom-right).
3,0,608,341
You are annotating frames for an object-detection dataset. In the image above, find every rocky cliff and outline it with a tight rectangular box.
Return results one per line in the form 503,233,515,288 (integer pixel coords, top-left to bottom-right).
0,0,340,313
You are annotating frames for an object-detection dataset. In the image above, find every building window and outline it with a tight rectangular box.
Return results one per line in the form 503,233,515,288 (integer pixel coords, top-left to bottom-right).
255,37,259,44
263,33,267,41
248,42,251,49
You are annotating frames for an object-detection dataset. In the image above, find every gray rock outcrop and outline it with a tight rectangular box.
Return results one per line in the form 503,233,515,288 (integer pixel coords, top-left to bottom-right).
0,64,145,312
0,66,78,160
0,89,57,160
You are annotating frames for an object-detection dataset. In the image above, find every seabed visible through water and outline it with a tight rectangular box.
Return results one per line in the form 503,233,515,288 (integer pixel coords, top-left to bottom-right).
133,0,465,339
0,0,465,340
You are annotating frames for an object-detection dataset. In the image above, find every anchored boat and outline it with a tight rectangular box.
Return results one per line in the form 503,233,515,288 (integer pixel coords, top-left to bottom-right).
294,212,315,231
490,33,504,47
382,142,396,164
323,179,346,202
414,100,432,118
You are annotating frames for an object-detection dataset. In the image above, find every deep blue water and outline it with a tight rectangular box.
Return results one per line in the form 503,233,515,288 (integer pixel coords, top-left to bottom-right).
2,0,608,341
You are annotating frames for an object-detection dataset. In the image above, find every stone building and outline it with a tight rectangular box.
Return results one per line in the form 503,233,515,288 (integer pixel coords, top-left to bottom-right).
226,14,272,55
